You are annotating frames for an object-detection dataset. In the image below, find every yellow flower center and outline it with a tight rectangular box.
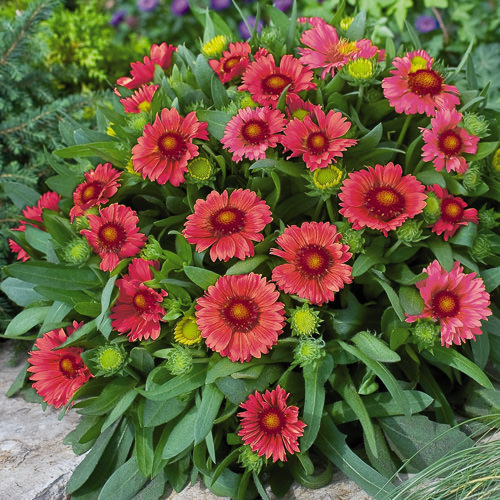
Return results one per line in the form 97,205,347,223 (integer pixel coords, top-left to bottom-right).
138,100,152,113
348,58,374,79
293,310,317,335
410,56,429,73
313,165,343,189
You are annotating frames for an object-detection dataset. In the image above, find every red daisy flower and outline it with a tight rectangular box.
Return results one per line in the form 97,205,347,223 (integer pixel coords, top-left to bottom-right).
131,107,209,186
70,163,122,221
195,273,285,363
120,84,159,114
183,189,272,262
406,260,491,346
238,385,306,462
221,106,286,163
110,259,168,341
422,108,479,174
382,50,460,116
209,41,251,84
8,238,29,262
338,162,427,236
27,321,92,409
270,221,352,305
239,54,316,107
285,94,322,121
427,184,478,241
280,108,357,171
80,203,147,272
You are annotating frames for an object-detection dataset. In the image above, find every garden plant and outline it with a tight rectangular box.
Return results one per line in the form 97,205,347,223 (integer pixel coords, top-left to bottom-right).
2,2,500,499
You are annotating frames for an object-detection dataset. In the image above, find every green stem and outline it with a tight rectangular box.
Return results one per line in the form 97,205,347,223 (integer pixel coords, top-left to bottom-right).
413,159,425,176
325,198,336,222
355,85,364,113
385,239,402,258
396,115,412,149
312,199,324,220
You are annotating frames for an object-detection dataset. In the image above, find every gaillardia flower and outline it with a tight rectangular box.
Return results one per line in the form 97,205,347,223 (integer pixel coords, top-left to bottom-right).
110,259,168,341
382,50,460,116
209,41,251,84
421,108,479,174
339,162,427,236
131,107,209,186
174,315,202,345
406,260,491,346
27,321,92,409
270,221,352,305
120,84,159,114
239,54,316,107
81,203,147,271
238,385,306,462
221,106,286,162
195,273,285,363
183,189,272,262
280,108,357,171
70,163,121,221
426,184,478,241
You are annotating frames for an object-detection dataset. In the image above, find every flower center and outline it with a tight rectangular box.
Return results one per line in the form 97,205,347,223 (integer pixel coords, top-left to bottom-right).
313,165,343,189
409,56,429,73
223,56,241,72
81,181,103,203
188,157,212,180
327,38,358,64
407,69,443,96
158,132,187,159
241,120,269,144
181,318,201,340
223,297,259,332
440,198,464,222
438,130,462,155
98,347,124,371
365,186,405,221
306,132,329,154
296,244,332,277
133,290,154,312
262,73,292,95
259,409,285,434
138,100,152,113
59,355,81,379
432,290,459,318
98,223,126,250
210,207,245,235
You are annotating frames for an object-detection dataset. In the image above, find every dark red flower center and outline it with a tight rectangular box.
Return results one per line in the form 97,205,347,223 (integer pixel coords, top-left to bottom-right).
158,132,187,159
306,132,329,154
432,290,459,318
133,289,155,312
59,354,82,379
98,223,126,250
223,56,241,72
210,207,245,235
81,181,103,203
223,297,259,332
365,186,405,221
241,119,269,144
262,73,292,95
440,198,464,222
259,408,286,435
296,244,332,278
407,69,443,96
438,130,462,155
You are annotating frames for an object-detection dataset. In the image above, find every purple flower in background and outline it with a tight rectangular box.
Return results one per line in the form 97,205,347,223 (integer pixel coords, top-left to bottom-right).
125,14,138,28
137,0,158,11
210,0,231,10
238,16,264,40
415,15,439,33
171,0,190,16
110,9,127,26
273,0,293,11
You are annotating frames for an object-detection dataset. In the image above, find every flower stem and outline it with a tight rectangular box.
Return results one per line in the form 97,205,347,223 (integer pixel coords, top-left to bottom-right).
385,239,402,258
396,115,412,149
413,159,425,176
355,85,364,113
326,198,336,222
312,199,324,220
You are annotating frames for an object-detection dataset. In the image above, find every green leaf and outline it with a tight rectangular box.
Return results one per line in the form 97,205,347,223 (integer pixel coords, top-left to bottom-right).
24,225,53,255
183,266,220,289
55,141,128,166
467,141,498,161
355,123,382,152
97,456,148,500
135,425,154,478
142,398,188,427
301,355,334,451
398,286,425,316
0,181,41,210
345,10,366,40
352,331,401,363
101,390,137,431
480,266,500,292
266,5,289,38
422,348,493,389
4,306,50,337
0,277,43,307
317,416,396,497
43,212,76,245
225,255,268,275
209,448,240,487
450,223,477,247
162,406,198,459
285,0,297,51
41,300,73,332
195,110,232,141
193,54,212,96
404,18,421,46
352,253,381,277
428,238,454,271
471,332,490,370
372,270,405,322
194,384,224,444
211,74,229,108
379,415,473,472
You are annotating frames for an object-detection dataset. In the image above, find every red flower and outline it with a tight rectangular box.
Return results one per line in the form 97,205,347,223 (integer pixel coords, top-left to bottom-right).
238,385,306,462
81,203,147,272
195,273,285,363
70,163,121,221
270,221,352,305
110,259,168,341
27,321,92,409
209,41,251,83
183,189,272,262
120,84,159,114
131,108,209,186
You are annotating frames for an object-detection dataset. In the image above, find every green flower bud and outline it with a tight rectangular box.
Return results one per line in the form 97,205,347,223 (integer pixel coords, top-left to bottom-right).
293,337,325,367
462,112,490,138
365,87,383,103
165,345,193,376
340,228,365,254
423,191,441,224
347,58,374,81
492,148,500,174
412,319,440,352
313,165,343,190
140,235,164,261
469,234,492,263
238,446,264,474
478,207,499,230
202,35,227,58
73,215,90,231
288,303,322,337
396,219,423,244
340,16,354,31
187,157,214,183
62,237,91,265
128,113,148,131
94,344,128,376
239,92,258,109
462,165,482,192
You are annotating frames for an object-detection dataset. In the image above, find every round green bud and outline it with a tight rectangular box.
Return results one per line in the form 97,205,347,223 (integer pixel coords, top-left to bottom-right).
347,58,374,81
396,219,423,244
462,165,482,192
293,337,325,367
478,207,498,230
239,93,258,109
492,148,500,173
340,228,365,254
462,112,490,138
238,446,264,474
165,345,193,376
129,114,148,131
140,235,164,261
62,237,91,265
94,344,127,376
187,157,213,182
365,87,383,103
423,192,441,224
288,303,322,337
412,319,440,352
469,234,492,263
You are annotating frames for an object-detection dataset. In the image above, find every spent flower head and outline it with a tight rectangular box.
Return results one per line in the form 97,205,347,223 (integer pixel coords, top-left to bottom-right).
93,344,128,376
